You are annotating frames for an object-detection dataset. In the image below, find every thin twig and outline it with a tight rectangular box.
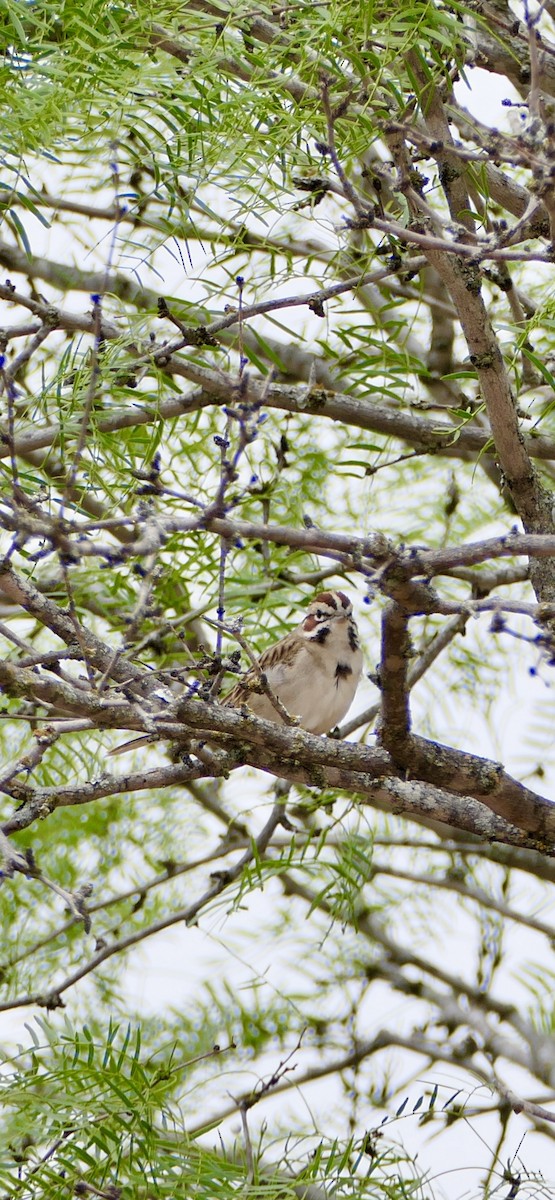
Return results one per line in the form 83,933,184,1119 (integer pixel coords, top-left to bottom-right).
206,616,299,725
0,802,289,1013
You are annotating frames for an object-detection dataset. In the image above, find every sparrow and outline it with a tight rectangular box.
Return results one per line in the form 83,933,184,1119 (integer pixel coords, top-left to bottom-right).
108,590,362,756
223,590,362,734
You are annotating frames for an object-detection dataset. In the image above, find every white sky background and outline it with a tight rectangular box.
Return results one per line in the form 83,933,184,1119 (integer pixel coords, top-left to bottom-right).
3,42,555,1200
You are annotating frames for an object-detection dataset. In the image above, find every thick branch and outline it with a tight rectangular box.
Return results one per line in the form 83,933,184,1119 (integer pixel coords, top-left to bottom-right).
0,678,551,846
378,601,412,760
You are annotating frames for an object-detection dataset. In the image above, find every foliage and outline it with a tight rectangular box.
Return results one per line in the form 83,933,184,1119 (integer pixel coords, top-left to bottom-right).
2,0,555,1197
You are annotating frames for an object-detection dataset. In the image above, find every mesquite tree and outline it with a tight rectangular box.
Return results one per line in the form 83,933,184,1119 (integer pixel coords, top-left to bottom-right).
2,0,555,1196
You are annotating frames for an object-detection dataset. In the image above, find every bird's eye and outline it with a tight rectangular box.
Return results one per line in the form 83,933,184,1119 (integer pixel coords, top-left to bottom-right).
315,609,324,619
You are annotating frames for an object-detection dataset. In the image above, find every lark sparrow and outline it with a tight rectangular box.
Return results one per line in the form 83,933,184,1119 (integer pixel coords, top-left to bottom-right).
223,590,362,734
109,591,361,756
